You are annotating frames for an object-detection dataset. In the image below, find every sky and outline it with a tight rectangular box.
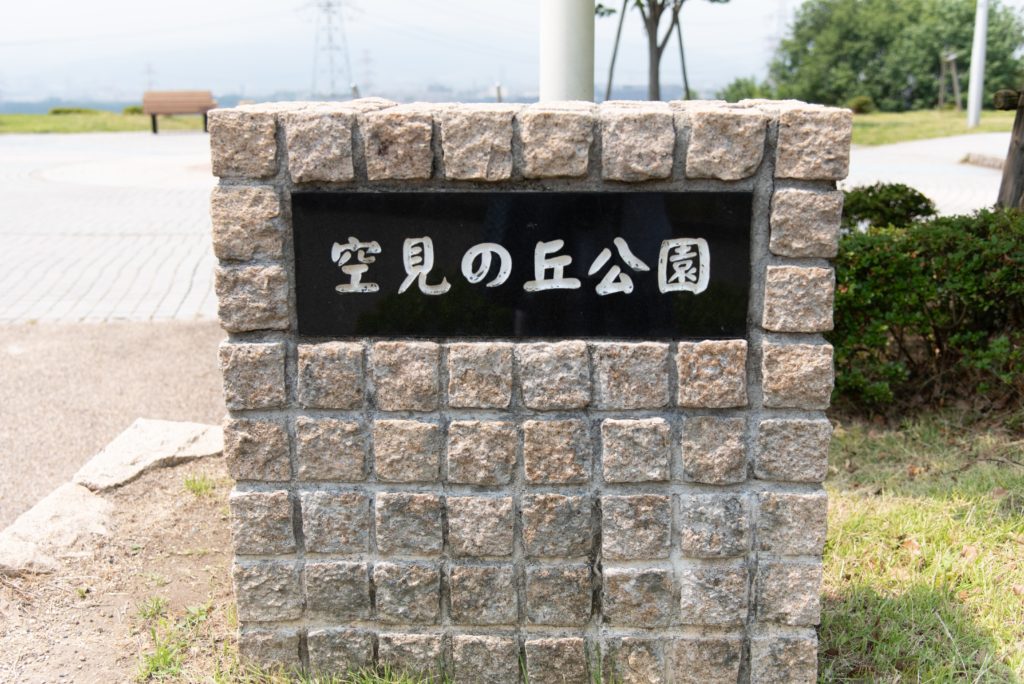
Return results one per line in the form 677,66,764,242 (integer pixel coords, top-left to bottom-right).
0,0,1021,103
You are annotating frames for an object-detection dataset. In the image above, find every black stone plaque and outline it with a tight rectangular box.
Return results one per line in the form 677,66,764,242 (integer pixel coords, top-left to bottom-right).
292,192,751,339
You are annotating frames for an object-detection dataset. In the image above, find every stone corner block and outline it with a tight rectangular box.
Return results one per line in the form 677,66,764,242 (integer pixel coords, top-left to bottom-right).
223,418,291,481
756,561,823,626
762,342,834,409
685,106,767,180
360,104,434,180
229,489,294,555
599,102,674,181
214,264,289,333
518,102,596,179
755,418,832,483
232,560,302,622
370,341,440,411
297,341,364,409
209,108,278,179
770,188,844,258
219,341,286,410
237,627,301,670
763,265,835,333
776,106,853,180
758,490,828,555
439,104,520,181
750,633,818,684
281,109,356,183
676,339,747,408
210,185,283,261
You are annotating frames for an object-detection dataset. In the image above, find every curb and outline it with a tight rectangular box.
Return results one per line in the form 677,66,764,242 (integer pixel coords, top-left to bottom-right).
0,418,222,576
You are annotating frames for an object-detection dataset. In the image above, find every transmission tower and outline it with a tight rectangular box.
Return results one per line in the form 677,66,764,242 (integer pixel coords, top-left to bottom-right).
309,0,354,99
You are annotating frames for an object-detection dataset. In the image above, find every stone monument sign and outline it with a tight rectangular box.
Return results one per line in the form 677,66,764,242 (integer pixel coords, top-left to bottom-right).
210,98,851,683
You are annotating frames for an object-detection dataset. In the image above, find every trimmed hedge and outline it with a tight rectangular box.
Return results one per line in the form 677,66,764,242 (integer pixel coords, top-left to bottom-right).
830,208,1024,412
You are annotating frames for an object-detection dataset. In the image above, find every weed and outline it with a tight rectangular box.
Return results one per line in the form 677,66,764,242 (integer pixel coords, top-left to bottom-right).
136,596,169,621
184,473,216,497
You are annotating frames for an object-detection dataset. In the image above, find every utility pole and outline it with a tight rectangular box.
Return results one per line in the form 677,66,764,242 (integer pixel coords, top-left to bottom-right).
540,0,594,102
967,0,989,128
309,0,354,100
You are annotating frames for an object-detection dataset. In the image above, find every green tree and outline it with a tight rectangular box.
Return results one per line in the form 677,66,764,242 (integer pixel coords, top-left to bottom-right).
770,0,1024,111
599,0,729,101
716,76,772,102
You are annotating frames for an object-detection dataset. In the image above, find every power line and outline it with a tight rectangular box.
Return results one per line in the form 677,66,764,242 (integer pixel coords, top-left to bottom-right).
308,0,355,99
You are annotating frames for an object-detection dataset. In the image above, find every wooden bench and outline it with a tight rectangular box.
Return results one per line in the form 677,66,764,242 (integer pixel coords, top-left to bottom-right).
142,91,217,134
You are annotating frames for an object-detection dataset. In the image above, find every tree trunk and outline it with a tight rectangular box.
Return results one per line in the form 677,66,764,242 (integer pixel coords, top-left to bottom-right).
644,3,663,100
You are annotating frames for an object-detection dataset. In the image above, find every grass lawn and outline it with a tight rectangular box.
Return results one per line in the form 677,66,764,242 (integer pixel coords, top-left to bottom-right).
852,109,1016,146
0,111,205,134
822,412,1024,681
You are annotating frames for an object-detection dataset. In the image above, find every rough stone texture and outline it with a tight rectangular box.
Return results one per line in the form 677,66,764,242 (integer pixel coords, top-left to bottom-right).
603,567,673,626
229,490,294,555
210,186,282,261
602,638,666,684
373,420,440,483
678,493,750,558
297,342,364,409
522,494,592,558
750,634,818,684
375,493,443,556
294,417,367,481
449,564,517,625
374,562,441,624
377,633,444,675
304,561,371,619
518,102,595,179
762,342,835,409
600,102,674,181
678,562,749,626
232,561,303,622
525,638,588,684
307,628,374,673
282,108,356,183
681,416,747,485
591,342,670,409
209,109,277,178
224,418,290,482
446,420,517,486
447,496,514,557
447,342,513,409
361,104,434,180
756,561,822,626
602,495,671,560
770,188,844,258
238,628,300,670
370,341,440,411
676,340,748,408
523,419,589,484
452,635,520,684
601,418,671,483
526,564,591,626
517,341,590,410
439,104,519,181
685,106,768,180
299,491,369,554
755,419,833,482
667,636,743,683
776,106,853,180
758,491,828,555
219,342,286,410
214,264,289,333
763,266,835,332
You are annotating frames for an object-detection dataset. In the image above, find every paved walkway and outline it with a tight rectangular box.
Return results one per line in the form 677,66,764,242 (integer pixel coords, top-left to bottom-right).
843,132,1009,216
0,132,216,324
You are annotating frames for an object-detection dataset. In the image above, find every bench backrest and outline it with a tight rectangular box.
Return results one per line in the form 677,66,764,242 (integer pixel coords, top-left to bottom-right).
143,91,217,115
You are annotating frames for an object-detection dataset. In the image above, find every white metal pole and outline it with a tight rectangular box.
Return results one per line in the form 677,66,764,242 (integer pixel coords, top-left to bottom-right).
967,0,989,128
539,0,595,102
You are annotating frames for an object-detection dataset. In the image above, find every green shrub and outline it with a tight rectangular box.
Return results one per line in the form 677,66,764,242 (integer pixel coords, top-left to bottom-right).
123,105,144,115
48,107,100,115
845,94,876,113
830,208,1024,413
842,182,937,230
716,76,773,103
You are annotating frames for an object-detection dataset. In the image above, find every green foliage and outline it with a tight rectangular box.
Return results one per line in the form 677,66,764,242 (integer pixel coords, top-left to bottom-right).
770,0,1024,111
48,107,100,115
715,76,773,102
845,94,876,113
842,182,937,230
830,209,1024,412
123,105,144,115
184,473,216,496
136,596,169,621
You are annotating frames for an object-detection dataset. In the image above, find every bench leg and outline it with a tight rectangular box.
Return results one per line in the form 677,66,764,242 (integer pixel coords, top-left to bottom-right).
150,115,158,134
202,113,208,133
